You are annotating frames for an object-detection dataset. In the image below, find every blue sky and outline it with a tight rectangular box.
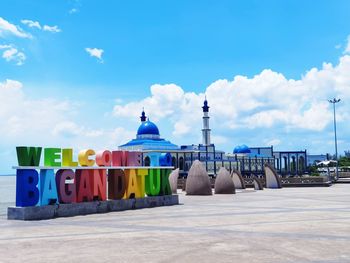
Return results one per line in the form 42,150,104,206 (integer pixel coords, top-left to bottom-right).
1,0,350,174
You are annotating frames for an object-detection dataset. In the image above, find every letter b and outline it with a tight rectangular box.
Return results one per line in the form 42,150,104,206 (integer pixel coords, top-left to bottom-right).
16,169,40,207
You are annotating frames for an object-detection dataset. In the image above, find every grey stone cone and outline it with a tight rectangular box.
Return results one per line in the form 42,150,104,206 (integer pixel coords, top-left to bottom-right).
169,168,179,194
215,167,235,194
264,163,282,189
253,176,264,190
231,169,246,189
185,160,212,195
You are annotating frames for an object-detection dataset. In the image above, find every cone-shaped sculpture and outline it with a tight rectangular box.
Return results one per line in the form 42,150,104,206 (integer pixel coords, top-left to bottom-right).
215,167,235,194
169,168,179,194
252,176,264,190
264,163,282,189
185,160,212,195
231,169,246,189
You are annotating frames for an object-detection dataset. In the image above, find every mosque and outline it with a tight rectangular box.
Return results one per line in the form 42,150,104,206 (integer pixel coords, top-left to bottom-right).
119,99,308,177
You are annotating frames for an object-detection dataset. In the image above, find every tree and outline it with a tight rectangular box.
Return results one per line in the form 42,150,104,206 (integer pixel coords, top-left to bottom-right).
338,156,350,167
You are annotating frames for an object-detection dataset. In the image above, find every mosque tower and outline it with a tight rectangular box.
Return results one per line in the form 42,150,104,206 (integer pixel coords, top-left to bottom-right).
201,97,211,145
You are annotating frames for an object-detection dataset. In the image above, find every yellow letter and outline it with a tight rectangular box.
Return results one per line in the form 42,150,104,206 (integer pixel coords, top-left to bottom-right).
125,169,141,198
78,149,95,166
136,169,148,198
62,149,78,167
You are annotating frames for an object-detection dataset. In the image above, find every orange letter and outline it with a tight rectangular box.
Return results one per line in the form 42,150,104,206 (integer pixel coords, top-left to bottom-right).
96,150,112,166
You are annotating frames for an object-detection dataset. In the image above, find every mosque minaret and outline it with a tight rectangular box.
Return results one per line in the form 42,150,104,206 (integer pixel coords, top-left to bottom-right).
201,97,211,146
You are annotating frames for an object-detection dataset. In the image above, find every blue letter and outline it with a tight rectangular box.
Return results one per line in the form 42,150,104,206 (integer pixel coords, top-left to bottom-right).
16,169,39,207
40,169,58,205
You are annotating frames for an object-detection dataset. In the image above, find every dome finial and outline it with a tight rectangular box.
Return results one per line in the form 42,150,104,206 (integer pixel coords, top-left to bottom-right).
140,108,146,122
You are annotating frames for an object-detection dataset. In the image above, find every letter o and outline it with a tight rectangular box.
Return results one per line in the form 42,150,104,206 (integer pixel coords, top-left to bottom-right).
96,150,112,166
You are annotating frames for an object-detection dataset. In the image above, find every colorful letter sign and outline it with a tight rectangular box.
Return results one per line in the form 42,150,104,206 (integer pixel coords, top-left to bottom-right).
14,147,173,207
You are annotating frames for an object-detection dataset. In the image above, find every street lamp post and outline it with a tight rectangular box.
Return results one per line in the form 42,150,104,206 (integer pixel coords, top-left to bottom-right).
328,98,341,180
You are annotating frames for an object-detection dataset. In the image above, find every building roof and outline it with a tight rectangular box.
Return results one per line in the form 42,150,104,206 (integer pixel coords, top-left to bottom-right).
137,120,160,136
119,111,179,151
119,138,179,150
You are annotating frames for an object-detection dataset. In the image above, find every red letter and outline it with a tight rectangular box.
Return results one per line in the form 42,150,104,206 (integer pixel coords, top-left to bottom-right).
56,169,76,203
76,170,93,202
90,169,106,201
112,151,129,166
108,169,126,200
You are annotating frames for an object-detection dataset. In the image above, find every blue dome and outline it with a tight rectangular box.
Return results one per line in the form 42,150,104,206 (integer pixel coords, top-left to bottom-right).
137,120,160,135
233,144,251,154
233,145,242,153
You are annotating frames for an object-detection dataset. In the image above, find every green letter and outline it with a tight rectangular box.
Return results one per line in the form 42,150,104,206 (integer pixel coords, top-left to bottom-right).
145,169,161,196
44,148,61,167
160,169,172,195
16,146,42,166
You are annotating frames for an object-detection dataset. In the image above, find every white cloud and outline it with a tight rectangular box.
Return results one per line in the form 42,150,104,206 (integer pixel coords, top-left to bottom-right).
113,53,350,145
0,79,135,173
85,47,104,62
0,44,11,49
0,79,135,149
21,19,41,29
0,44,26,65
43,25,61,33
264,139,281,146
0,17,31,38
211,135,229,144
69,8,78,14
21,19,61,33
173,121,191,136
0,79,72,139
345,35,350,54
52,121,83,137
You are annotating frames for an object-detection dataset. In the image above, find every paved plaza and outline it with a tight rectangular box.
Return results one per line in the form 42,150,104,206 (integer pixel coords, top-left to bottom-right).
0,184,349,263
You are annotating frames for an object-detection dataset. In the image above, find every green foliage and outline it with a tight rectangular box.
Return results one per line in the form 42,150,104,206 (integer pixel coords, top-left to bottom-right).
308,165,320,176
310,172,320,177
338,156,350,167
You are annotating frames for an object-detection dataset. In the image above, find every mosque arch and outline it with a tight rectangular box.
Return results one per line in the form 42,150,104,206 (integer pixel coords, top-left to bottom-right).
290,156,296,174
275,158,280,170
179,157,184,171
144,156,150,167
298,156,305,174
283,156,288,172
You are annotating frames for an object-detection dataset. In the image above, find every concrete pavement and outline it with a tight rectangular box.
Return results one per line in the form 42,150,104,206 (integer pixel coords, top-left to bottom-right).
0,185,349,262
